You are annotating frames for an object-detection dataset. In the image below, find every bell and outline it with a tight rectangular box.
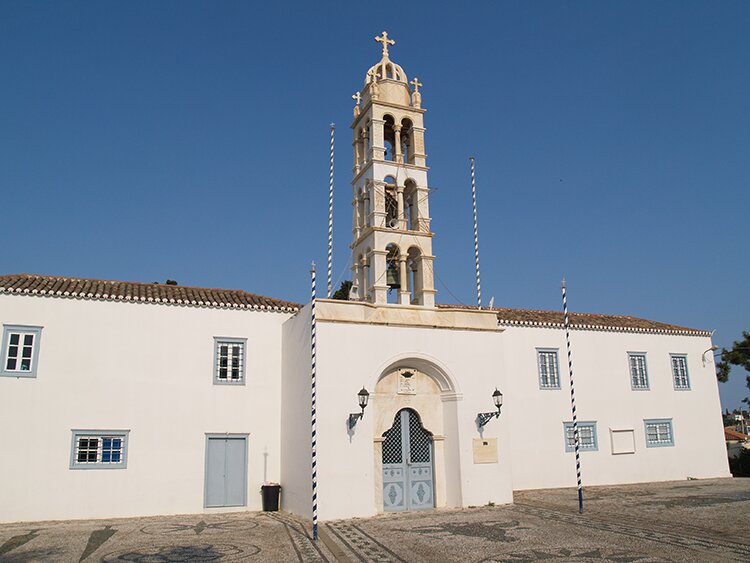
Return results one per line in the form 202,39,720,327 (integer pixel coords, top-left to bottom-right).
386,265,400,289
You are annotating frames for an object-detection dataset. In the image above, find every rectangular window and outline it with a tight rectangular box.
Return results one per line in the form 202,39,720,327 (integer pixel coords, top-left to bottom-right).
563,421,598,452
628,353,649,390
537,349,561,389
70,430,129,469
671,355,690,390
644,419,674,447
1,325,42,378
214,337,247,385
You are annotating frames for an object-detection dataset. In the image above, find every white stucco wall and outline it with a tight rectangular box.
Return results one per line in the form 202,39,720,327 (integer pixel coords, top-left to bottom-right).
501,326,731,490
280,304,313,518
310,305,514,521
0,294,290,522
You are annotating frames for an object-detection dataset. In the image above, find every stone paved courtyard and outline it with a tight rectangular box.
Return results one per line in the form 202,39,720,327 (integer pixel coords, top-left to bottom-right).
1,478,749,562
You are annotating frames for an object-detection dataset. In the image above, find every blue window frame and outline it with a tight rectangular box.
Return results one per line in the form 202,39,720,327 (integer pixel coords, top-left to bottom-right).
671,355,690,390
70,430,129,469
1,325,42,378
563,421,598,452
644,419,674,447
213,337,247,385
628,353,649,390
537,349,561,389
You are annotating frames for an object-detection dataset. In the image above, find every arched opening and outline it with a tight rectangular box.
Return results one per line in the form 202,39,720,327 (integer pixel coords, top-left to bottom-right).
407,246,422,305
372,359,462,513
404,179,418,231
401,118,413,164
383,115,395,161
383,176,398,229
385,243,400,304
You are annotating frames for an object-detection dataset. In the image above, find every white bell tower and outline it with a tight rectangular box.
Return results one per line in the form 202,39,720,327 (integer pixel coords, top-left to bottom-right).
350,32,435,307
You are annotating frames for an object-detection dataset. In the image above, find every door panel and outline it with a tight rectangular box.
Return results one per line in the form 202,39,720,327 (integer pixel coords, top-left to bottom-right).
382,409,434,512
224,438,247,506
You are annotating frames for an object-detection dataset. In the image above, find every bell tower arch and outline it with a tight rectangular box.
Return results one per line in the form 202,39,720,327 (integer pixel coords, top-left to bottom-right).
350,32,435,307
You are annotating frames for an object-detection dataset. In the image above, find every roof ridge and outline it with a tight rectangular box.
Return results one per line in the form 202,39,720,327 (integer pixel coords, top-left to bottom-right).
0,273,301,311
435,302,709,336
0,273,292,302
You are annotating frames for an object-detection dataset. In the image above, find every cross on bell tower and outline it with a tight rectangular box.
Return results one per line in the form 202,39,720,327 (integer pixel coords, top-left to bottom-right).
349,32,435,307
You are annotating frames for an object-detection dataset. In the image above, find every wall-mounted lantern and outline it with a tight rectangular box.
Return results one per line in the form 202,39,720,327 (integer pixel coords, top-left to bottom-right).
348,387,370,429
477,388,503,427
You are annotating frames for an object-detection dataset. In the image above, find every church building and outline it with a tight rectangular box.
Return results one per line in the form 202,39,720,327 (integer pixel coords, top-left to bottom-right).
0,33,730,523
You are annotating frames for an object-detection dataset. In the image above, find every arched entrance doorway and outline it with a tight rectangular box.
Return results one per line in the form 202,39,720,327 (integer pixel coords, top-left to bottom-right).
382,408,434,511
372,358,462,513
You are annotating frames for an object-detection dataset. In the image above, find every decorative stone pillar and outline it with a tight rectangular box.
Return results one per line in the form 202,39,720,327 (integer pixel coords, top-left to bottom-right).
351,261,361,300
353,138,362,174
411,127,426,167
364,180,372,228
393,124,403,163
352,194,361,240
372,181,386,228
396,185,405,230
370,249,388,304
371,119,385,160
361,256,370,300
361,128,369,165
417,255,436,307
398,254,409,305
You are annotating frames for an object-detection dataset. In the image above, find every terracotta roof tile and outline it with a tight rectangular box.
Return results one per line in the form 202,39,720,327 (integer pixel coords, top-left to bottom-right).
725,427,750,441
437,303,710,336
0,274,300,312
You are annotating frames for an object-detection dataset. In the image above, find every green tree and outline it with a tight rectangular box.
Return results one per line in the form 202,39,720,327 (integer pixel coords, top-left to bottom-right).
717,331,750,405
331,280,353,301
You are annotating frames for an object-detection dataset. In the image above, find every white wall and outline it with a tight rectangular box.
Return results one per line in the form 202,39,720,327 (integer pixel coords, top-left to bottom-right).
312,316,514,521
0,294,290,522
501,326,731,490
280,304,313,518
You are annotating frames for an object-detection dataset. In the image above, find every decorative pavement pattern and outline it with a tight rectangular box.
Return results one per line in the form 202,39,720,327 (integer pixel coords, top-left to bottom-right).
0,479,748,561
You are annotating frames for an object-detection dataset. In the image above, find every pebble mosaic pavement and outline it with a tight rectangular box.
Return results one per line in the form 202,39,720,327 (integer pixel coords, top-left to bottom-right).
0,478,748,562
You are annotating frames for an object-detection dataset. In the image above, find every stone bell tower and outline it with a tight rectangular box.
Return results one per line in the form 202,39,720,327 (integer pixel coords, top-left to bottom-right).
350,32,435,307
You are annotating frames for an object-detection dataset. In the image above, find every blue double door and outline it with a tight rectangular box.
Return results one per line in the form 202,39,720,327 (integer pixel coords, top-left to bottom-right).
382,409,435,511
205,435,248,508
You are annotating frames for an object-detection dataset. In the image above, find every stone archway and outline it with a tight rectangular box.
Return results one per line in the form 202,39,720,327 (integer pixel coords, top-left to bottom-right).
372,358,462,512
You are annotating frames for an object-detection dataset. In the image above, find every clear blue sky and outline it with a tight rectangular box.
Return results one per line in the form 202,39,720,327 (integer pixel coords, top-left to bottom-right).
1,1,748,409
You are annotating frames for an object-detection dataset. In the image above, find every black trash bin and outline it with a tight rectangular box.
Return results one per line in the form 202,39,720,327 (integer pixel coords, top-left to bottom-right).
261,484,281,511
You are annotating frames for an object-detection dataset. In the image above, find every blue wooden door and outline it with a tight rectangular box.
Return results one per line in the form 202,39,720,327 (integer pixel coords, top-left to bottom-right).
205,436,247,507
382,409,434,511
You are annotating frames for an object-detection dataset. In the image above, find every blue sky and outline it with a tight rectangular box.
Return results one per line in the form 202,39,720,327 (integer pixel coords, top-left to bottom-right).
1,1,748,409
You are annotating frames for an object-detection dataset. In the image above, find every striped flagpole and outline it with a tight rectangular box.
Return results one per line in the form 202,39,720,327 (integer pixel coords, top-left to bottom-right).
310,262,319,539
327,124,335,298
470,157,482,308
561,277,583,514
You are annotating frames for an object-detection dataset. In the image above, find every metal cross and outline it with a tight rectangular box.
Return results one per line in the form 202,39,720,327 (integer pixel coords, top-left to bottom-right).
375,31,395,57
352,91,362,105
410,77,422,93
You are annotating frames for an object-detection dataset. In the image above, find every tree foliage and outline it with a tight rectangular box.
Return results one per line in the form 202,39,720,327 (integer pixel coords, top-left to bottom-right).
331,280,353,301
717,331,750,404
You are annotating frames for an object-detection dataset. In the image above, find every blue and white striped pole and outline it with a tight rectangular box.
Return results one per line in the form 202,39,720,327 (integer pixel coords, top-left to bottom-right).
310,262,319,539
327,124,335,299
561,277,583,514
470,157,482,308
